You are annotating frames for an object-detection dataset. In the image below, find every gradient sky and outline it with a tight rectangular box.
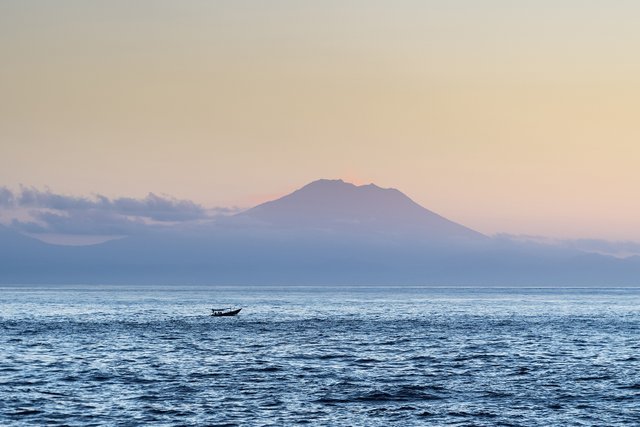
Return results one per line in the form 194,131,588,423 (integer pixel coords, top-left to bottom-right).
1,1,640,240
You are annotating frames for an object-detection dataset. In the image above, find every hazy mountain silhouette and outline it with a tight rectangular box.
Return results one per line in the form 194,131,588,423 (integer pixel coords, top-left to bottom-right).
0,224,57,261
0,224,42,248
1,180,640,285
238,179,484,240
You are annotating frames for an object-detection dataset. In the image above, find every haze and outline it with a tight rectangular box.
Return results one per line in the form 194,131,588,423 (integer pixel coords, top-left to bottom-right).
2,1,639,240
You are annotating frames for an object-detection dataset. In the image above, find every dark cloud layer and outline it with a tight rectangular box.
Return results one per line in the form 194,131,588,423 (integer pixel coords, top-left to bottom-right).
1,186,236,236
11,210,148,236
0,187,14,207
9,186,207,221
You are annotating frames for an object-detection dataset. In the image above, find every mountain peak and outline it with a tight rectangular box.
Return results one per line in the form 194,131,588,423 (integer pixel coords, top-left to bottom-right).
301,178,350,189
303,178,389,191
297,179,406,201
307,178,346,185
239,179,484,240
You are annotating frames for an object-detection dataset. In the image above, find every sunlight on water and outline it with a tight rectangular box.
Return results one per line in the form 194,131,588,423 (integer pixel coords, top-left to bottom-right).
1,286,640,425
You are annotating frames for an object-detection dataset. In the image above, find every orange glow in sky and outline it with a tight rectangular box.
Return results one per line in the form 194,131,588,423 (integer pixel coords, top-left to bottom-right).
1,1,640,239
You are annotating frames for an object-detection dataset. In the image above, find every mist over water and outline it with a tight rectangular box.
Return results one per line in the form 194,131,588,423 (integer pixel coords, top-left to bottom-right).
2,285,640,426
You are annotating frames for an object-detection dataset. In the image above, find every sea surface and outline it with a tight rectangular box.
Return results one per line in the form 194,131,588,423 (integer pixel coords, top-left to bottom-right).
1,285,639,426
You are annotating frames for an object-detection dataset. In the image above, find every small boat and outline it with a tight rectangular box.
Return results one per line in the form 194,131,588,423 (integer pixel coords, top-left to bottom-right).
211,307,242,317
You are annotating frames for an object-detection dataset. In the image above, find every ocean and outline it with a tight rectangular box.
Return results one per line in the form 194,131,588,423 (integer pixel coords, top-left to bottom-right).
1,285,639,426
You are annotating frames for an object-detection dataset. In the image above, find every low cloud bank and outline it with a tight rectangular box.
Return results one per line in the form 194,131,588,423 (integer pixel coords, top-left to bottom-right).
497,234,640,258
0,186,238,237
2,186,207,221
2,186,639,257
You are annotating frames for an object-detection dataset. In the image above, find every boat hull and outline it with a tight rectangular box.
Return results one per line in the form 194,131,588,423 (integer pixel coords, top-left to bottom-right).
211,308,242,317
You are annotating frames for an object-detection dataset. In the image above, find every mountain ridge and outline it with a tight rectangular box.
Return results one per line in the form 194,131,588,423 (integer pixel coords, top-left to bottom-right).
238,179,484,240
2,180,640,285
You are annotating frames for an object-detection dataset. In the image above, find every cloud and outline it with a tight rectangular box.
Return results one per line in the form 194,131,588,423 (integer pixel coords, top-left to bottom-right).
0,186,239,236
495,233,640,258
11,210,148,236
560,238,640,257
0,187,14,207
10,186,207,221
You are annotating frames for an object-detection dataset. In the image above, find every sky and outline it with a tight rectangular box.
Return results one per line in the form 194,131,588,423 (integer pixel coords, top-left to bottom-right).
1,1,640,240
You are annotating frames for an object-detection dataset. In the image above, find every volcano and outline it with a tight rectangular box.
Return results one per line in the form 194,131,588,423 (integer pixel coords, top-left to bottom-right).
238,179,484,240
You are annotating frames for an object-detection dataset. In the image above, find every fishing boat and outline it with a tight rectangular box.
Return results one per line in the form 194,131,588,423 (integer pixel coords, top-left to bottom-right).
211,307,242,317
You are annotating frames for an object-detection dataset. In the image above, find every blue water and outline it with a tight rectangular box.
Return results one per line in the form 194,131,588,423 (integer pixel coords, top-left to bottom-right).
1,285,640,426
